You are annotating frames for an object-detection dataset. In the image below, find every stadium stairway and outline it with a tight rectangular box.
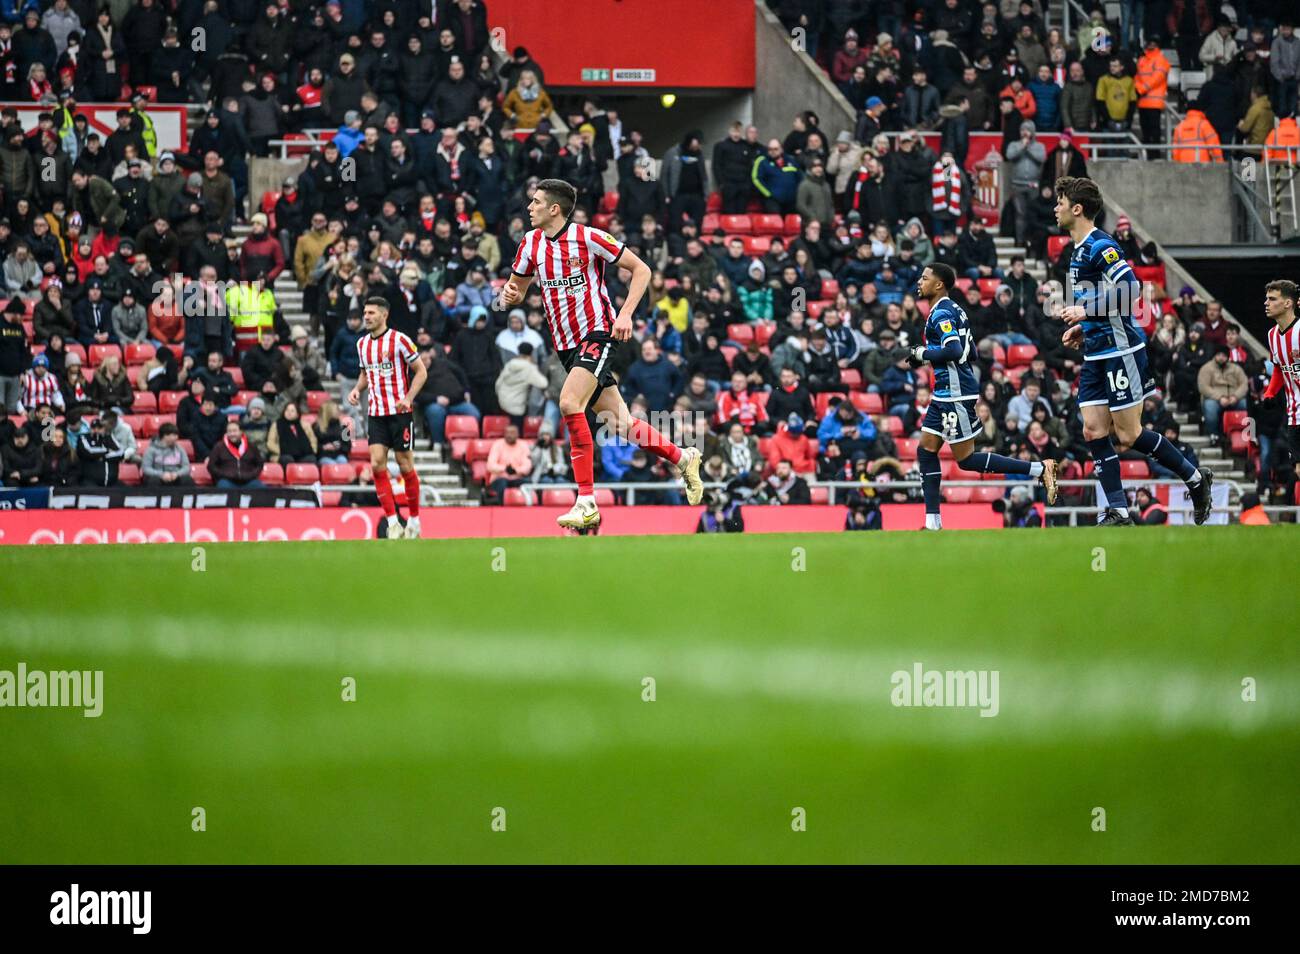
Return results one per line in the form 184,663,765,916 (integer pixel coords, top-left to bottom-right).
229,223,471,505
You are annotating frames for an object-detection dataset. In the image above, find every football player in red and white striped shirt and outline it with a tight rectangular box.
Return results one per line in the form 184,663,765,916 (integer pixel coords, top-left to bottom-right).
1262,279,1300,479
499,179,702,529
347,297,428,539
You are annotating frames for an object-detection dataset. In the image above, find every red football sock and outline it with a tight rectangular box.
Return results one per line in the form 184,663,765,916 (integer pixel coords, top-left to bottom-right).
403,470,420,516
563,412,594,495
627,416,683,465
373,468,396,517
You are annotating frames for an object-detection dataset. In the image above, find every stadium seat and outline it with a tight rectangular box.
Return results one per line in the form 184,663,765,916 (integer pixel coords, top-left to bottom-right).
124,343,153,365
82,367,95,383
166,344,184,362
753,321,776,347
783,213,802,237
306,391,329,412
286,463,319,485
591,213,612,230
594,488,616,507
850,392,883,414
1222,410,1249,433
143,415,172,437
542,488,576,507
320,491,343,507
955,277,973,293
450,438,471,461
131,391,157,413
742,235,771,256
1047,235,1071,262
522,416,542,438
65,342,86,364
820,279,840,299
118,463,142,486
601,191,619,214
917,300,931,318
1006,344,1038,368
282,132,313,157
972,485,1004,503
752,391,769,410
178,440,194,459
977,278,1001,299
320,463,355,485
720,345,738,367
706,192,722,213
502,487,531,506
121,414,147,436
88,344,121,367
1132,263,1167,289
482,415,510,439
814,392,846,417
234,390,258,407
190,463,212,486
352,462,372,483
260,463,285,485
1230,431,1250,456
701,213,720,234
260,191,280,231
467,438,495,462
444,415,480,439
751,213,785,236
839,368,863,391
719,214,752,235
726,323,754,346
944,486,973,503
1120,460,1150,479
809,486,829,505
469,460,487,484
884,415,904,436
349,439,369,461
894,437,917,459
806,301,828,319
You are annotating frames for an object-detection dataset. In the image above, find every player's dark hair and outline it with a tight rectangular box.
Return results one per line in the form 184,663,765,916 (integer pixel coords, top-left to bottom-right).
1265,279,1297,307
536,178,577,219
364,296,390,312
1055,176,1103,220
927,262,957,291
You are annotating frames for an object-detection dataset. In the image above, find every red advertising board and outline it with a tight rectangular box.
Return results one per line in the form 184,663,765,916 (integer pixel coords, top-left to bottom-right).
0,504,1004,544
489,0,755,88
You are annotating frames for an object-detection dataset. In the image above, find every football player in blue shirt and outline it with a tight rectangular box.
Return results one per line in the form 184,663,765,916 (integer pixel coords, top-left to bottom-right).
1054,176,1211,525
909,263,1060,530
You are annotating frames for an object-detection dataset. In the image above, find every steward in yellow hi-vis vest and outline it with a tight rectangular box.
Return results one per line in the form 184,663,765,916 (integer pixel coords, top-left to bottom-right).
130,93,158,159
227,278,278,352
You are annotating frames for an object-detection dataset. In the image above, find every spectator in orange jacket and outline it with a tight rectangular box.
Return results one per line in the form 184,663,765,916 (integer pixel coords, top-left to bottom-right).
1134,39,1170,156
1171,109,1224,162
1264,117,1299,164
766,413,816,474
1000,76,1037,120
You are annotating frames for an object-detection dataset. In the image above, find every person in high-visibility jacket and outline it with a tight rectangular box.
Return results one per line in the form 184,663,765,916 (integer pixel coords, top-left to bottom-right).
129,92,158,160
1134,39,1170,153
1264,116,1300,164
1171,109,1224,162
226,276,278,352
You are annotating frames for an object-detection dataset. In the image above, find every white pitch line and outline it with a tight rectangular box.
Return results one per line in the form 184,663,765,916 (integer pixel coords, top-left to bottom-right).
0,616,1294,739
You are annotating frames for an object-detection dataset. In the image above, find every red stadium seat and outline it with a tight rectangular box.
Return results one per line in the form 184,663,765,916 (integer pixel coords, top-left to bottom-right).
977,278,1001,299
972,485,1005,503
234,390,258,407
701,213,720,235
353,462,372,483
601,191,619,214
752,390,769,410
467,438,494,462
809,486,829,505
306,390,329,412
469,460,487,484
884,415,904,436
444,414,480,439
719,214,752,234
1047,235,1071,262
82,367,95,384
481,415,510,439
726,323,754,346
1132,263,1167,289
178,440,194,459
542,488,576,507
751,214,785,236
134,84,158,102
503,487,531,506
820,279,840,299
591,214,612,230
944,486,973,503
286,463,319,485
131,391,157,413
282,132,313,157
806,301,828,319
65,342,86,364
1230,430,1250,456
226,367,244,387
894,437,918,459
720,345,738,367
190,463,212,486
839,368,863,391
349,439,369,461
121,414,148,436
88,344,121,367
742,235,771,256
260,463,285,485
594,488,616,507
450,438,471,461
1006,344,1038,368
753,321,776,347
850,392,883,414
124,343,153,365
522,416,542,438
319,464,355,484
1222,410,1249,433
955,277,973,293
143,414,172,437
118,463,142,486
260,191,280,231
706,192,722,213
1120,460,1149,479
783,213,802,237
814,392,847,417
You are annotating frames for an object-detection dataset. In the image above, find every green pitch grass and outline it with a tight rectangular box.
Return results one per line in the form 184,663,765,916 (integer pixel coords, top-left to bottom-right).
1,526,1297,864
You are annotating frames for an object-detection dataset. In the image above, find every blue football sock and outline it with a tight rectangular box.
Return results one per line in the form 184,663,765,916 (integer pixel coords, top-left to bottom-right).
958,452,1037,476
1086,437,1128,511
1131,429,1199,484
917,448,943,515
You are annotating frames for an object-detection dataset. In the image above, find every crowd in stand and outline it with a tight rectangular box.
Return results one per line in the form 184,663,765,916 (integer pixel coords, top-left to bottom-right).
0,0,1295,521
